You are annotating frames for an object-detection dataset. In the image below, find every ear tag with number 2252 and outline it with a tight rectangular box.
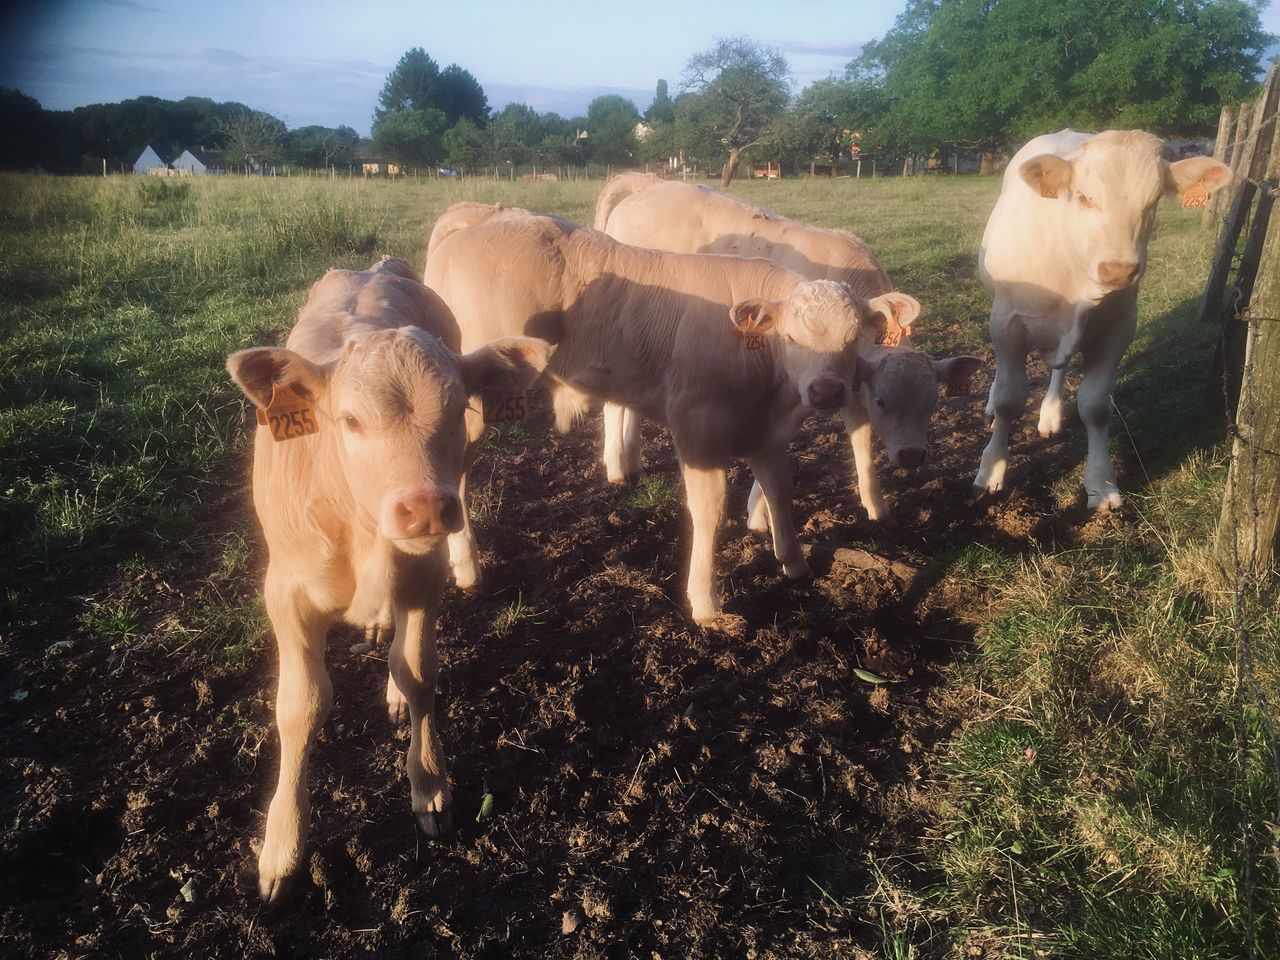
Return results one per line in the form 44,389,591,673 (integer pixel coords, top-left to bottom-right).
256,382,319,442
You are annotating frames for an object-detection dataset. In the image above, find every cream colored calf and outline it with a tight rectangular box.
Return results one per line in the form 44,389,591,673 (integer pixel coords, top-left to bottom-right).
227,256,549,902
425,206,917,625
975,130,1231,509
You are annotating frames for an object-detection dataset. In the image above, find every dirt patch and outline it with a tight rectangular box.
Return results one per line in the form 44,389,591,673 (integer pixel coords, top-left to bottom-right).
0,361,1097,958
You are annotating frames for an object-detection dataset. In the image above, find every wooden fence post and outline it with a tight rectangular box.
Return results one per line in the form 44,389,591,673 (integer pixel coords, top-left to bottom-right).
1215,197,1280,576
1205,104,1238,226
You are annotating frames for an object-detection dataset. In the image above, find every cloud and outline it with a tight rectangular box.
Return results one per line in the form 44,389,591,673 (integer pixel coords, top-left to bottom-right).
87,0,161,10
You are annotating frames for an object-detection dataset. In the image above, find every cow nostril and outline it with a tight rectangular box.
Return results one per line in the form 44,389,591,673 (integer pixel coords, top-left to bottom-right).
394,499,422,535
440,496,463,534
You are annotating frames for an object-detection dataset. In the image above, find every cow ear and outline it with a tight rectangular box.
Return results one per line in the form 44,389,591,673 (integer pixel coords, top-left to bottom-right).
932,355,983,397
1021,155,1073,199
227,347,327,409
458,336,551,399
1166,156,1232,206
729,298,781,336
866,292,920,346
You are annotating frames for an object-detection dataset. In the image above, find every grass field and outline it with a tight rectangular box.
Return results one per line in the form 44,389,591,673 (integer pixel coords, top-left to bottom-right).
0,171,1276,959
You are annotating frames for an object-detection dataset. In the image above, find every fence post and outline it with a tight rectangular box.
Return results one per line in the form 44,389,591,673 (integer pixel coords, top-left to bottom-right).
1215,190,1280,575
1205,104,1237,225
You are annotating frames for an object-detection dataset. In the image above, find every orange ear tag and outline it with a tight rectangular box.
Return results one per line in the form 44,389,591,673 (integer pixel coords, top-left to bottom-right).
256,383,319,442
482,392,529,425
1181,183,1210,208
878,323,910,347
735,326,767,350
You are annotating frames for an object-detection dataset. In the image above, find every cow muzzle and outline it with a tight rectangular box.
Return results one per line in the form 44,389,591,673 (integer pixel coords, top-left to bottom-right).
893,446,928,470
805,375,848,411
386,486,464,541
1096,260,1140,290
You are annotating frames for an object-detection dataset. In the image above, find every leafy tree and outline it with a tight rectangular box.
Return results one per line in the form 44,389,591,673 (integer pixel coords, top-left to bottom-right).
647,79,675,125
220,108,287,171
681,36,791,186
853,0,1273,168
436,64,489,127
586,94,640,166
0,88,55,169
375,47,440,124
788,77,883,164
373,107,448,167
487,102,544,165
442,117,488,169
286,125,359,169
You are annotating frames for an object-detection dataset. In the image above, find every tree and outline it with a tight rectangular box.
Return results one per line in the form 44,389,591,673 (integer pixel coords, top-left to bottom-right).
221,108,286,172
586,94,640,166
436,64,489,127
487,102,543,165
286,125,359,169
788,77,883,165
681,37,791,187
647,79,675,125
373,107,448,167
375,48,440,124
442,117,488,170
852,0,1273,167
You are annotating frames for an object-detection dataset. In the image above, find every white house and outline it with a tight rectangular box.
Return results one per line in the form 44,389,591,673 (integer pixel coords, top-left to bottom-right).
133,145,171,174
172,148,223,175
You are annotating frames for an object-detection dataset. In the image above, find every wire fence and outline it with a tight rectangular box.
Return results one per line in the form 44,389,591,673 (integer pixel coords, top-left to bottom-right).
1208,117,1280,956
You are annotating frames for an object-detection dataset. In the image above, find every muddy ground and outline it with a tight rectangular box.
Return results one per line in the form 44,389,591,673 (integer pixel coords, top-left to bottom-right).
1,360,1095,958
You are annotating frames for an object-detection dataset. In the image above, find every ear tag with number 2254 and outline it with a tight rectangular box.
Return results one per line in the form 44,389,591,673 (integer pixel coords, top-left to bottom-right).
256,382,319,442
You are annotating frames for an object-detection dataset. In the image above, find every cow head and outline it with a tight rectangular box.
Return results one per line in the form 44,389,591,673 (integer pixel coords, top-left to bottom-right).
730,279,921,413
229,330,549,554
1020,130,1231,296
857,349,983,468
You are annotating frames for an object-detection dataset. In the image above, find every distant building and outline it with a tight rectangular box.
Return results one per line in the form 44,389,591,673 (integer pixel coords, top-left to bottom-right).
133,145,171,174
172,148,224,174
634,121,652,141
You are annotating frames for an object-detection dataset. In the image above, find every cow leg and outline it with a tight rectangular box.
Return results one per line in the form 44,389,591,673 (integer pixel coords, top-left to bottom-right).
680,461,727,626
842,403,890,521
746,479,770,533
258,570,332,903
449,406,486,591
974,314,1029,495
603,402,642,484
1037,366,1067,438
1076,311,1133,512
746,450,809,579
388,551,452,835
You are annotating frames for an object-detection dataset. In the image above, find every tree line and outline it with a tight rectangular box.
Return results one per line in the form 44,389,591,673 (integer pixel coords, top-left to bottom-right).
1,0,1271,178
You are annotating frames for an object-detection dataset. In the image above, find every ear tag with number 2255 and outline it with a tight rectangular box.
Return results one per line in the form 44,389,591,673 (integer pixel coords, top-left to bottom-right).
256,383,319,442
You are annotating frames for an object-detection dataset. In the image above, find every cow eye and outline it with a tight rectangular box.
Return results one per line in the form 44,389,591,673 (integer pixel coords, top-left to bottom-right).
1077,194,1095,209
341,413,362,433
875,397,887,409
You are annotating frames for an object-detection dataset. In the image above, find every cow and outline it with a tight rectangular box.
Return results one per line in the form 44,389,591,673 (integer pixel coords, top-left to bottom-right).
594,174,982,522
423,204,920,625
226,256,550,902
974,129,1231,509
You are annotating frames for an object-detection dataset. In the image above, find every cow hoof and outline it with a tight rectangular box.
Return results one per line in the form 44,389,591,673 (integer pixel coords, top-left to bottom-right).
864,503,894,524
1088,490,1123,512
257,848,300,905
969,483,999,503
696,611,746,635
782,558,810,580
415,800,452,837
451,565,481,592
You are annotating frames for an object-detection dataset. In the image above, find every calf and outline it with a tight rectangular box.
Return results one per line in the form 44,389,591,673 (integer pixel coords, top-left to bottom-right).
974,129,1230,509
424,205,918,625
227,256,548,901
594,175,980,521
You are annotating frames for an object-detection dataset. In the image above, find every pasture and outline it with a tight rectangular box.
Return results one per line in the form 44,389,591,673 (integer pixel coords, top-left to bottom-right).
0,171,1275,959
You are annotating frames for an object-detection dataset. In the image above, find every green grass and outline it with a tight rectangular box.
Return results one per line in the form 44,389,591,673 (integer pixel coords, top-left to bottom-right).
0,170,1274,956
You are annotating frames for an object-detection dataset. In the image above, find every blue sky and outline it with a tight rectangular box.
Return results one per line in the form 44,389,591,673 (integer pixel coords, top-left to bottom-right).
0,0,887,135
3,0,1278,137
